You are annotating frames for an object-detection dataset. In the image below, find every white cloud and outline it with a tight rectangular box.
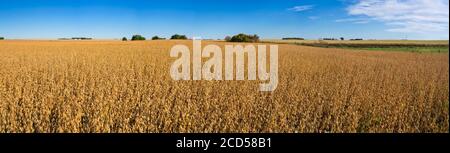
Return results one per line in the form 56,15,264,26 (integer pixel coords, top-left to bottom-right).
288,5,314,12
346,0,449,33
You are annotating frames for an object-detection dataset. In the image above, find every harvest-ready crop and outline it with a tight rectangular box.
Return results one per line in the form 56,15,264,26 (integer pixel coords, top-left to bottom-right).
0,40,448,133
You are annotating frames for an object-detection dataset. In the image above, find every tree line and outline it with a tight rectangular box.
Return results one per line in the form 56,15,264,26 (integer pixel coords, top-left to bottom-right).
123,34,189,41
123,33,261,42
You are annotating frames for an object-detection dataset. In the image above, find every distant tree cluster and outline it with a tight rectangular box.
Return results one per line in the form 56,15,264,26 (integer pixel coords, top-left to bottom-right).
226,33,260,42
124,34,186,41
152,36,166,40
72,37,92,40
170,34,187,40
131,35,146,41
282,37,304,40
319,37,362,41
57,37,92,40
0,37,4,40
321,38,338,40
350,38,364,41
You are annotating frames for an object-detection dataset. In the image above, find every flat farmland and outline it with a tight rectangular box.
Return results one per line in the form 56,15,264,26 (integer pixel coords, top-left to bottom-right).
0,40,448,133
264,39,449,53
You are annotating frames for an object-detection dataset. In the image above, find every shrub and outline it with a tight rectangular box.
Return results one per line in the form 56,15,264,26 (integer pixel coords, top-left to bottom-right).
228,33,260,42
122,37,128,41
131,35,146,41
170,34,187,40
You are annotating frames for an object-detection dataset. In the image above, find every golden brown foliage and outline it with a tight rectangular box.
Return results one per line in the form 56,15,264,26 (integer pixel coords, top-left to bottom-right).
0,40,448,133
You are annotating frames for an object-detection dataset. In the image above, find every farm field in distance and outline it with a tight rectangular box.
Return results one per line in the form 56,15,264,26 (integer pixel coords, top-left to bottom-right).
264,39,449,53
0,40,448,133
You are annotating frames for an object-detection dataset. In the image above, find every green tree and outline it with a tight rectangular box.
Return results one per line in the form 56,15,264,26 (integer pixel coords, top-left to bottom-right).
131,35,146,41
152,36,161,40
170,34,187,40
228,33,260,42
122,37,128,41
0,37,5,40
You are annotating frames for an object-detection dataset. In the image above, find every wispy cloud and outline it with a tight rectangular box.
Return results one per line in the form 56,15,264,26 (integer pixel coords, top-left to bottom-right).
346,0,449,33
288,5,314,12
335,18,371,24
336,18,371,24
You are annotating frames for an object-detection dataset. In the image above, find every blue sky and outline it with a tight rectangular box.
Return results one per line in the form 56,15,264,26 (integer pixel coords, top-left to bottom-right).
0,0,448,40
